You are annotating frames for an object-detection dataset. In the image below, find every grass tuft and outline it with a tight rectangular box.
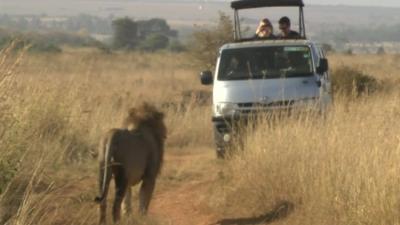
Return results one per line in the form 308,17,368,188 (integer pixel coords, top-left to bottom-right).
331,65,379,97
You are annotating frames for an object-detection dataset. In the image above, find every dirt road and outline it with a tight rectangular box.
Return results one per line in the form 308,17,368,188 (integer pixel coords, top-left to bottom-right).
149,147,220,225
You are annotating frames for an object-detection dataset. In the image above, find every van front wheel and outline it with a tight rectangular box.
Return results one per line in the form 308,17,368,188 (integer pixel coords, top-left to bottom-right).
216,147,226,159
213,126,230,159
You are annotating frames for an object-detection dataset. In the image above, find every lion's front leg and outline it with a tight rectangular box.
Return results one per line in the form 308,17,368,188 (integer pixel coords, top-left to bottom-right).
139,177,156,214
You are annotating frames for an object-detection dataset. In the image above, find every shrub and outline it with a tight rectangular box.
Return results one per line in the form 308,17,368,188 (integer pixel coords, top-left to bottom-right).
168,39,186,52
28,42,62,53
188,12,234,70
1,39,62,53
377,46,385,55
321,43,334,53
331,66,379,97
138,33,169,52
345,48,353,55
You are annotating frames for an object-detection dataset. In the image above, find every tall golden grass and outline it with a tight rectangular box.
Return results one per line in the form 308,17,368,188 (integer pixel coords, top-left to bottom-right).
0,48,399,224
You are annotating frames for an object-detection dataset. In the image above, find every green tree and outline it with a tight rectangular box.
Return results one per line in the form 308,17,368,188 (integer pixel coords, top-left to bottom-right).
112,17,138,49
189,12,234,69
137,18,172,38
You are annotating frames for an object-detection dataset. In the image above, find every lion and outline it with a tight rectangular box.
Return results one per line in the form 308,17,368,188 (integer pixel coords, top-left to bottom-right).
94,102,167,224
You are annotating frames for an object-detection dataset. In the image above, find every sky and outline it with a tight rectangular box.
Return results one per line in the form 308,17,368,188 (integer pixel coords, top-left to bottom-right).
298,0,399,7
215,0,400,7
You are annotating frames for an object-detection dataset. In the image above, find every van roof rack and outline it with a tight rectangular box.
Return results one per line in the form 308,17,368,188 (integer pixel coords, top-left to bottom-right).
231,0,306,41
231,0,304,9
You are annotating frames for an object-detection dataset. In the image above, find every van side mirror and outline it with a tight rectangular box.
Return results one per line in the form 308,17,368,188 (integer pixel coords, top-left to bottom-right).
317,58,329,75
200,70,213,85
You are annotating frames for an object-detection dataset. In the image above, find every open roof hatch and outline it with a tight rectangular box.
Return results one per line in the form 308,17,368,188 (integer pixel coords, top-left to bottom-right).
230,0,306,41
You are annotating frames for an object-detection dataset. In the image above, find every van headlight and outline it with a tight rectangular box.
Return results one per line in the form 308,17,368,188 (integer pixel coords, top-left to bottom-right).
215,102,237,116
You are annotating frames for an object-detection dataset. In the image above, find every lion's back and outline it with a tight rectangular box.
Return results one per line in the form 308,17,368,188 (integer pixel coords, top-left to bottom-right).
111,129,160,185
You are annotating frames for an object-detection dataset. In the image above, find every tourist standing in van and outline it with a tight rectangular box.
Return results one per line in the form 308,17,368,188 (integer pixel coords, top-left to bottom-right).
278,16,300,39
254,18,275,39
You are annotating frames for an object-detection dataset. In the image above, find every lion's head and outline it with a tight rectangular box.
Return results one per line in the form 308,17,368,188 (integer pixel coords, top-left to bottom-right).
123,102,167,144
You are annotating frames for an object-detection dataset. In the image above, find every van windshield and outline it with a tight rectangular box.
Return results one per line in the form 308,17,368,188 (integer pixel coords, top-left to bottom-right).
218,46,313,80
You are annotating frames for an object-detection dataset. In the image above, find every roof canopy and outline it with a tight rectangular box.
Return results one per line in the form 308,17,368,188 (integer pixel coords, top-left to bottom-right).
231,0,304,10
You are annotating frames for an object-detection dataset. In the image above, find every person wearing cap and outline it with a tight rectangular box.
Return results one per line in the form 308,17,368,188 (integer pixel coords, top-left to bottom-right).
278,16,300,39
254,18,276,39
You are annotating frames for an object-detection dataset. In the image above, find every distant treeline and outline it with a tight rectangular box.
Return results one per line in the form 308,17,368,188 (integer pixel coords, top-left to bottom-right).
0,14,179,37
0,15,184,53
0,28,105,53
0,14,113,35
316,24,400,44
110,17,183,51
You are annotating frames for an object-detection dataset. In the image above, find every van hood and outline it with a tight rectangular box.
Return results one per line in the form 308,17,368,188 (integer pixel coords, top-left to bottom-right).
213,77,320,104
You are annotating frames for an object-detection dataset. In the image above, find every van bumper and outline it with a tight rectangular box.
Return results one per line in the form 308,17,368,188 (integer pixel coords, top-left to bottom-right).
211,105,318,140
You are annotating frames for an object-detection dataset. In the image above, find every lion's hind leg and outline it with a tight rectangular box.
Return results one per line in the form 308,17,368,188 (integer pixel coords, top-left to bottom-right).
123,187,133,216
112,166,128,223
98,161,112,225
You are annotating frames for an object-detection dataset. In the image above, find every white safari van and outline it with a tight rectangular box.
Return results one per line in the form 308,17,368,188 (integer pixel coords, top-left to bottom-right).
201,0,332,158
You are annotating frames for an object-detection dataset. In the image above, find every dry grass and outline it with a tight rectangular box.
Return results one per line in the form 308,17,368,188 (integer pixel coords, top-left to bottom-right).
1,49,400,225
329,53,400,81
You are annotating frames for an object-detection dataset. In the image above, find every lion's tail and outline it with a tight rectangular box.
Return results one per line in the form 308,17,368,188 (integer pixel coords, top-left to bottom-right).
94,132,115,203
